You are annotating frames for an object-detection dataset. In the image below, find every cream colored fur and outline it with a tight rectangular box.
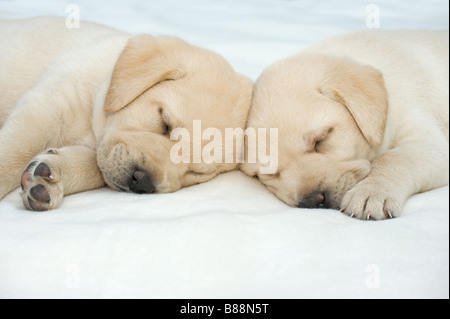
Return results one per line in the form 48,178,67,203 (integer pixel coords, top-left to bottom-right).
241,30,449,220
0,17,252,210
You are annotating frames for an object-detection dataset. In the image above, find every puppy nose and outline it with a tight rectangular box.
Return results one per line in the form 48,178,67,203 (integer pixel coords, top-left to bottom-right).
129,168,155,194
298,191,330,209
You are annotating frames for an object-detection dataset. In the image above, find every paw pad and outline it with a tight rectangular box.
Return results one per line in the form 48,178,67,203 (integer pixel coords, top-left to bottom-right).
30,184,50,203
34,162,52,179
21,159,62,211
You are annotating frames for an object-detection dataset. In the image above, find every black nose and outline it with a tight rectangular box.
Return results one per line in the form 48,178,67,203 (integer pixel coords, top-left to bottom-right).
298,191,330,209
128,168,155,194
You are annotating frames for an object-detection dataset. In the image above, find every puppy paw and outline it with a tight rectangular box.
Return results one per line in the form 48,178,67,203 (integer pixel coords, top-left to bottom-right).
20,149,63,211
340,178,405,220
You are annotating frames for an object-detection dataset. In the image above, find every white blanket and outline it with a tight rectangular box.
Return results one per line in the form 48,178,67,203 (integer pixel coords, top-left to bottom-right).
0,0,448,299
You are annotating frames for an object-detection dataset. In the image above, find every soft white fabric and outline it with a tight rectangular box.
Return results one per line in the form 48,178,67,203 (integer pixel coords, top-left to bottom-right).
0,0,448,299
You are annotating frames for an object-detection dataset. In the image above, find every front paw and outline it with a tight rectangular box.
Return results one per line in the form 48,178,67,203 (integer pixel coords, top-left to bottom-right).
20,149,63,211
340,178,405,220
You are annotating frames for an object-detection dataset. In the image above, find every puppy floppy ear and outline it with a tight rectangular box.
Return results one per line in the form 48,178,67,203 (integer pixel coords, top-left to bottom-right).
104,35,185,113
319,58,388,146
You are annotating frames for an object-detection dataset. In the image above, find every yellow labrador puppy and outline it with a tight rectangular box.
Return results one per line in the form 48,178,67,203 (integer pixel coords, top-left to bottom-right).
0,17,252,211
241,30,449,220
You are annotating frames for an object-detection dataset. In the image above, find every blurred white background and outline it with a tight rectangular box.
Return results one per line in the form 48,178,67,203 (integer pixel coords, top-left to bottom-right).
1,0,448,78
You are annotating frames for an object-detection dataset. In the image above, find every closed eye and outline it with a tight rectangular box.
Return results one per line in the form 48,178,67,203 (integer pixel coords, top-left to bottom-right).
306,127,333,153
314,139,324,152
159,108,171,137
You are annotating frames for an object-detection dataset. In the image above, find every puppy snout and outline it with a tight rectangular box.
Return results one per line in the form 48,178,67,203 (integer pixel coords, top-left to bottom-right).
129,168,155,194
298,191,330,209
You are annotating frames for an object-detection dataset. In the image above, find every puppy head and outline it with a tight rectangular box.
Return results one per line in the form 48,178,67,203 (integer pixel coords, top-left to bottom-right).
241,53,388,209
97,35,252,194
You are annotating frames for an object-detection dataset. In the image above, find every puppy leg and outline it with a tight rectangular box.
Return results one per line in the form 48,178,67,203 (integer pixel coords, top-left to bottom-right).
0,111,56,201
20,145,105,211
0,81,98,203
341,141,449,220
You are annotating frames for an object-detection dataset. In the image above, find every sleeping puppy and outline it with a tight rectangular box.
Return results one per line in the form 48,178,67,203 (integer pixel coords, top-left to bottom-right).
0,17,252,211
241,30,449,220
